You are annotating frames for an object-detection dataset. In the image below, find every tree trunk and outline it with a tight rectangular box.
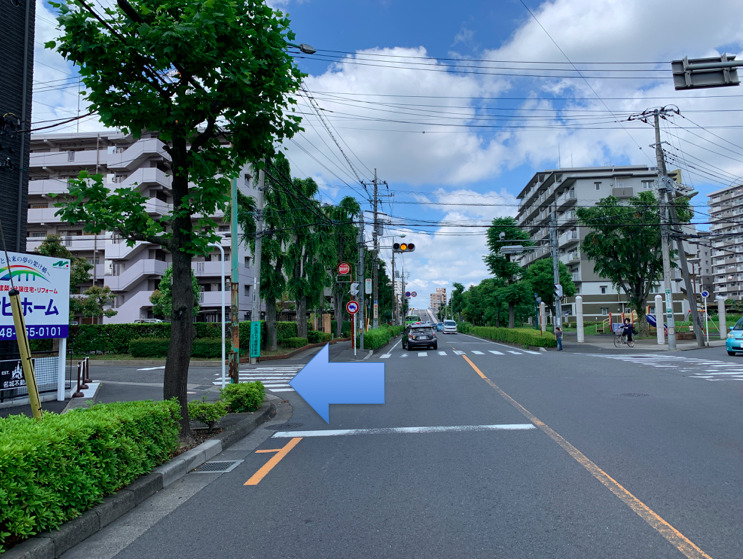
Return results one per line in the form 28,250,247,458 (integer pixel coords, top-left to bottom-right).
266,301,278,351
296,297,308,338
163,160,195,443
508,302,515,328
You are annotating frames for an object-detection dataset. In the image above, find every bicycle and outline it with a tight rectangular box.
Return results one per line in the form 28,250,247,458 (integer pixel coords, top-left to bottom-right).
613,332,635,348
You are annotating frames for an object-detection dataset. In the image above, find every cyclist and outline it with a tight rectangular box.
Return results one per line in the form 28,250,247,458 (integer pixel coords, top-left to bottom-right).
620,318,636,344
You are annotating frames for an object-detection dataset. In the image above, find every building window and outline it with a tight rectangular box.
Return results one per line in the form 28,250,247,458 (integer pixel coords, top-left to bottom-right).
600,286,607,294
244,285,250,296
601,307,609,315
67,151,75,162
244,256,251,268
594,181,601,190
642,180,654,189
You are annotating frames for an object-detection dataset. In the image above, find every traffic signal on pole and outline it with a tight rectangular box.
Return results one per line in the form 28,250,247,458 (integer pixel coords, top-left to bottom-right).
393,242,415,253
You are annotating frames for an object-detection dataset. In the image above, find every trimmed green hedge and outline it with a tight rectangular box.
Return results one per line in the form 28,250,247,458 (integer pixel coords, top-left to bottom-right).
220,382,266,413
358,325,405,350
0,400,180,552
129,337,170,357
279,337,308,349
307,330,332,344
468,326,556,348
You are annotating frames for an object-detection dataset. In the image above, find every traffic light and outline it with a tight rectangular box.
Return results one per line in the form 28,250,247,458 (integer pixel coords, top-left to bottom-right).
393,242,415,253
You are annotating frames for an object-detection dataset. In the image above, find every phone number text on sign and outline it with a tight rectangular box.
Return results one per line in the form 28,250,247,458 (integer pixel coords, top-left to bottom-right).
0,325,69,341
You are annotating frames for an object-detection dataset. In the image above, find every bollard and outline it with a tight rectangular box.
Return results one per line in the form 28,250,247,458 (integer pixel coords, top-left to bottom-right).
72,362,85,398
83,356,91,383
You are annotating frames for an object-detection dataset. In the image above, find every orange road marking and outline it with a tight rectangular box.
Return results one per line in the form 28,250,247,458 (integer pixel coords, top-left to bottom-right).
462,356,712,559
245,437,302,486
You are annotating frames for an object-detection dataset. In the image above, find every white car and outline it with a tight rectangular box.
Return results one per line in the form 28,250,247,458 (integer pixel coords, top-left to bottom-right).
443,320,457,334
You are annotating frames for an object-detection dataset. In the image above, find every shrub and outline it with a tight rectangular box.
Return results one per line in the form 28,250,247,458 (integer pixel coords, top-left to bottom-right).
279,337,308,349
188,398,228,432
191,338,226,359
129,337,170,357
358,325,404,350
0,400,179,552
468,326,556,348
307,330,332,344
220,381,266,413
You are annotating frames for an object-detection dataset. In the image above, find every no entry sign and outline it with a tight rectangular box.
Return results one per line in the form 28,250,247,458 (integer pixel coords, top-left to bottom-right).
346,301,359,314
337,262,351,275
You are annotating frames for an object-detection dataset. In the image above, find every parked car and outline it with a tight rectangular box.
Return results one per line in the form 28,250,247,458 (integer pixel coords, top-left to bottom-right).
134,318,163,323
402,323,437,350
443,320,457,334
727,317,743,355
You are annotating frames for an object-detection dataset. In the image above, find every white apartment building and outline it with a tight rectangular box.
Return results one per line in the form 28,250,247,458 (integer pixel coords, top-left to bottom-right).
430,288,446,313
28,131,259,324
516,165,693,322
709,184,743,300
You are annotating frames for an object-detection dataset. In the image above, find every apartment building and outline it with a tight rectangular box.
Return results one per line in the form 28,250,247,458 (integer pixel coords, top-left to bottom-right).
516,165,692,322
28,130,258,324
430,288,447,314
709,184,743,300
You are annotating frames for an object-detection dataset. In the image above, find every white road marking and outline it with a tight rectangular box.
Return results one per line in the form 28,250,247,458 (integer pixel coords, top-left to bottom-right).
489,350,504,355
272,424,537,438
453,350,465,355
380,354,391,359
471,350,484,355
401,353,409,358
137,366,165,371
507,351,522,355
419,352,428,357
438,351,447,356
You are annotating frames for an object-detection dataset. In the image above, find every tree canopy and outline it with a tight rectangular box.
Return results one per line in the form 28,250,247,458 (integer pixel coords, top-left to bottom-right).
48,0,304,439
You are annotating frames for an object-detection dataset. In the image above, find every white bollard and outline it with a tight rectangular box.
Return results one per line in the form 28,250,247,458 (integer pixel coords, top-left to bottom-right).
576,296,584,343
540,302,547,334
655,295,664,345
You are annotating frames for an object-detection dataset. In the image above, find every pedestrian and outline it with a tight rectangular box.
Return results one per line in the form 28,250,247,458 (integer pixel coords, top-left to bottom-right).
555,326,563,351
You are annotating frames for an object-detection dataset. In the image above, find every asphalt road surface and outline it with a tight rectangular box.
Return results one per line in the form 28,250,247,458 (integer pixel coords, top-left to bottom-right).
63,335,743,558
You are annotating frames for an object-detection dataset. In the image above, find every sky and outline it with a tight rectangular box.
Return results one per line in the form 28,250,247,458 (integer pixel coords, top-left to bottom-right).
32,0,743,312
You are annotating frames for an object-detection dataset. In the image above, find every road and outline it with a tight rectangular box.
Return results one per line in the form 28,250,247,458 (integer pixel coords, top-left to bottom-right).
62,334,743,558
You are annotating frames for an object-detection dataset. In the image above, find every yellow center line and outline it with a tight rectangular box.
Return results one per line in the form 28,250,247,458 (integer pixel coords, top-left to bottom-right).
245,437,303,486
461,355,712,559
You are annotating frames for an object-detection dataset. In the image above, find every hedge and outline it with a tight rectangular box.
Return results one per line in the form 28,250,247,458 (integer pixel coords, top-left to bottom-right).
220,381,265,413
468,326,556,348
279,337,308,349
0,400,180,553
307,330,332,344
358,325,405,350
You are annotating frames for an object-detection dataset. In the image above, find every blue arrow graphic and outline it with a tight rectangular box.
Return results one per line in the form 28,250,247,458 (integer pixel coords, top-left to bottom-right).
290,344,385,423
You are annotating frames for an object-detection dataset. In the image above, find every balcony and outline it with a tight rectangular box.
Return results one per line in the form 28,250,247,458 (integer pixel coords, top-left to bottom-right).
28,178,69,197
118,167,172,192
107,139,170,171
556,190,576,208
559,230,579,247
27,207,61,225
193,260,228,278
105,258,168,291
145,198,173,217
30,149,105,170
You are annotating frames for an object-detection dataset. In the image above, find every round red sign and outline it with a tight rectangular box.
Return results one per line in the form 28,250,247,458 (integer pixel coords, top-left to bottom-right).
338,261,351,275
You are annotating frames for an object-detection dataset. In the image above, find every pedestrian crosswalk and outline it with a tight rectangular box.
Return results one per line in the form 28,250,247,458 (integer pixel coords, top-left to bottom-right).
212,365,303,392
585,354,743,382
380,348,542,359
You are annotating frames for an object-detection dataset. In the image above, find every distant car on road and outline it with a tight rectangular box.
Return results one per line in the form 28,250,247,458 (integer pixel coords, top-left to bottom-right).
443,320,457,334
402,323,437,350
435,322,444,332
727,317,743,355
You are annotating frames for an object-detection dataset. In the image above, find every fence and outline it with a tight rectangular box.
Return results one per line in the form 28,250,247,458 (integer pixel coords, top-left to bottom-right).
0,352,74,403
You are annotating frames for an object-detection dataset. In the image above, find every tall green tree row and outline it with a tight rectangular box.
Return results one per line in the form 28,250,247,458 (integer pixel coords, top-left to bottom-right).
49,0,304,440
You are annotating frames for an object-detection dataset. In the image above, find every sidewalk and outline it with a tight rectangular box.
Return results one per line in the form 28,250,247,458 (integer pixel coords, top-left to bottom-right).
557,331,727,353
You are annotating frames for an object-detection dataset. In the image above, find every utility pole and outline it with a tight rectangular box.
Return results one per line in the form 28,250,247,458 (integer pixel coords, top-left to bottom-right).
357,213,365,351
653,109,677,350
363,169,390,329
229,176,240,381
550,206,562,328
391,249,396,326
249,168,265,364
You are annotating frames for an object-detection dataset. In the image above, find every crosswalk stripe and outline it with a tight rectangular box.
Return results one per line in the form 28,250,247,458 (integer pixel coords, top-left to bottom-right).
471,350,484,355
507,351,522,355
438,351,447,356
381,354,391,359
489,350,504,355
419,352,428,357
453,350,465,355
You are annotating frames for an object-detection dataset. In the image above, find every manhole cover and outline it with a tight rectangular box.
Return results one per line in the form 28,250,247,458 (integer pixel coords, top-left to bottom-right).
264,423,303,431
192,460,243,473
621,393,649,397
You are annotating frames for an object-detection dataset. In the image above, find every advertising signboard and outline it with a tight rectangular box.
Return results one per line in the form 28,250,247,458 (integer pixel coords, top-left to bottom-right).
0,252,71,341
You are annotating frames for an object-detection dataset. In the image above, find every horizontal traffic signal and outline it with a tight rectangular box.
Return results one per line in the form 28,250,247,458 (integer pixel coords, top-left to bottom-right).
393,242,415,253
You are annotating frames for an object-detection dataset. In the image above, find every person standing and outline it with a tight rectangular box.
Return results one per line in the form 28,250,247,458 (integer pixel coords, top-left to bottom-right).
555,326,563,351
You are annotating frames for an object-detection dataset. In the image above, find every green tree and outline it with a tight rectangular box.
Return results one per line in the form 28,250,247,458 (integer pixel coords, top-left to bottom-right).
522,258,576,321
34,234,92,293
70,285,118,321
149,265,200,319
48,0,303,438
451,282,466,321
577,191,692,334
325,197,361,337
484,217,532,328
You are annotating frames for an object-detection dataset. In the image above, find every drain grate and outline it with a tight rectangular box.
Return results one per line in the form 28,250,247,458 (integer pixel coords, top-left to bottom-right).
193,460,243,473
264,423,303,431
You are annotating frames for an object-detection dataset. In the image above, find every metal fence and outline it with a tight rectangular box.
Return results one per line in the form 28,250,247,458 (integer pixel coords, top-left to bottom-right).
0,352,73,403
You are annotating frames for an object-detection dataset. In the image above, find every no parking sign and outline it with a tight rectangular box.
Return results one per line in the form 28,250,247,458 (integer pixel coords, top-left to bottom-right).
346,301,359,315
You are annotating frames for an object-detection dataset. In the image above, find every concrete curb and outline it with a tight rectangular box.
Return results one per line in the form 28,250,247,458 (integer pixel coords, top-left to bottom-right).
4,401,275,559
